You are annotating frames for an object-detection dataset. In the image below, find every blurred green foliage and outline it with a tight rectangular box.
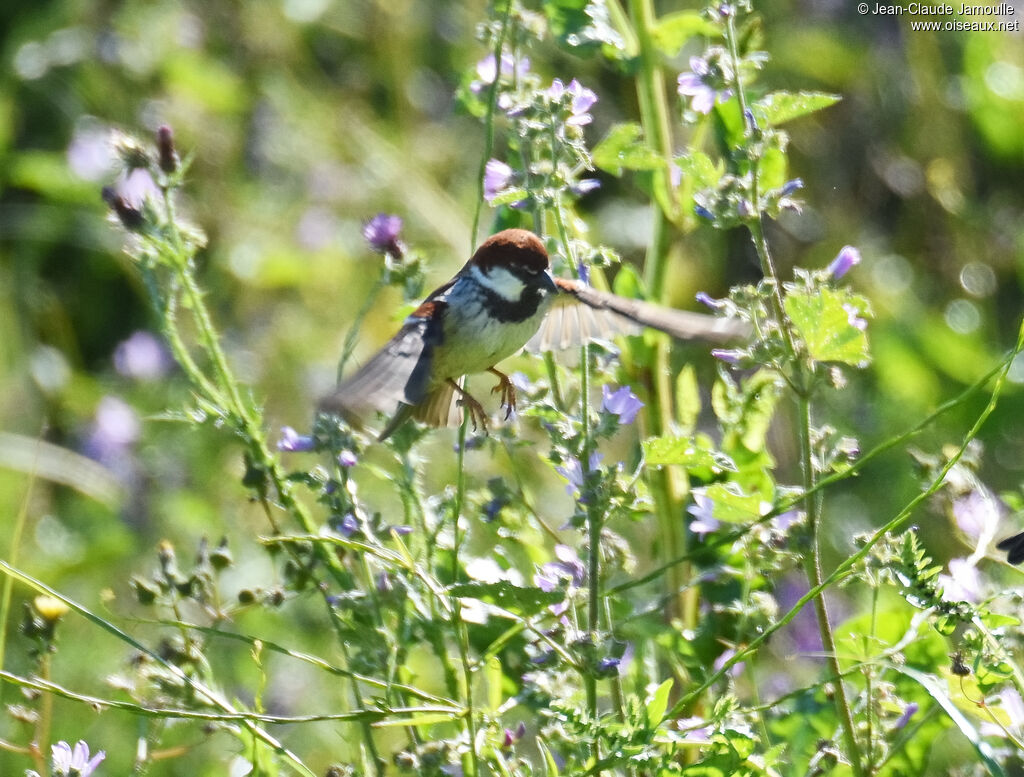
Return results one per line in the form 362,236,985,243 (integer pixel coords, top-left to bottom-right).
1,0,1023,774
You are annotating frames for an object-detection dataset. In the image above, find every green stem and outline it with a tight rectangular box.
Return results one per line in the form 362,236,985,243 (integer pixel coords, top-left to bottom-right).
719,10,863,771
627,0,696,637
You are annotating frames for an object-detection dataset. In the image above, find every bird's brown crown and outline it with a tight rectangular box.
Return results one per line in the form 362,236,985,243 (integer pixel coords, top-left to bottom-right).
470,229,549,274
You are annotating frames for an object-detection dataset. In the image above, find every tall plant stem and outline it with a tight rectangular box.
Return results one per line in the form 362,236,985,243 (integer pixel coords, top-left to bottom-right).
627,0,696,632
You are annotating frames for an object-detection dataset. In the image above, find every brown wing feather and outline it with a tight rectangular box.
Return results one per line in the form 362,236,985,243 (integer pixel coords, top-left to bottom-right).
525,278,748,351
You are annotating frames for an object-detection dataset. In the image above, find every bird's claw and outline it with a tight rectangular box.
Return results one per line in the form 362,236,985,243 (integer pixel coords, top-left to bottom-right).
488,368,517,420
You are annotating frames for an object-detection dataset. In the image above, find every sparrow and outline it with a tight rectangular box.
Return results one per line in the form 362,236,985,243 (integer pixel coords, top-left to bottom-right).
320,228,747,440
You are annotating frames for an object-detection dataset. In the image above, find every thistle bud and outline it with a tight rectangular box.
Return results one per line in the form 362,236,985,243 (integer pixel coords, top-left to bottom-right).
157,125,179,174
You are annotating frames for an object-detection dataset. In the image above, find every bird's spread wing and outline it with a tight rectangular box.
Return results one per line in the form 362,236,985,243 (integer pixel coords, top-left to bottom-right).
526,278,749,352
319,301,446,420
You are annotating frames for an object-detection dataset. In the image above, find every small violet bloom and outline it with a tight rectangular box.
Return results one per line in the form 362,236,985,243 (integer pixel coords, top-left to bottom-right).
597,656,621,673
677,56,729,115
694,204,715,220
711,348,743,365
534,544,586,591
602,384,644,425
277,426,315,453
781,178,804,197
938,557,983,604
337,449,358,468
337,513,359,537
114,330,172,381
471,53,529,92
51,740,106,777
842,303,868,331
483,158,514,202
363,213,403,256
555,452,603,498
574,178,601,196
549,78,598,126
894,701,919,731
688,490,721,535
827,245,861,280
695,291,722,310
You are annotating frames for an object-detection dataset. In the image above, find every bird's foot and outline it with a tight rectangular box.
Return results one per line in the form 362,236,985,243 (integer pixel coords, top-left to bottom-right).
488,367,517,420
448,379,489,433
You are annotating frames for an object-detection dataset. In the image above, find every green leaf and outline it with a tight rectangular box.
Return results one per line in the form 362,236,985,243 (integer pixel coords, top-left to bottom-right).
652,11,718,56
447,581,563,615
646,678,673,728
700,482,767,524
643,436,736,473
612,262,643,299
593,123,665,176
488,188,528,207
784,287,871,366
544,0,626,57
751,91,841,127
757,145,787,192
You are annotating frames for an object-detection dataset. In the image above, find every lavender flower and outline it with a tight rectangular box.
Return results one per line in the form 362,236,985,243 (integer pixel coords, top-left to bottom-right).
842,303,867,331
597,656,621,674
84,396,140,463
483,159,514,202
688,490,721,535
363,213,403,256
573,178,601,196
555,452,603,498
337,513,359,537
938,557,982,603
694,204,715,220
601,384,644,425
338,449,358,468
781,178,804,197
566,79,598,126
695,291,722,310
711,348,743,365
114,330,172,380
677,56,729,114
471,53,530,92
534,544,586,590
277,426,315,453
51,740,105,777
827,245,861,279
893,701,919,730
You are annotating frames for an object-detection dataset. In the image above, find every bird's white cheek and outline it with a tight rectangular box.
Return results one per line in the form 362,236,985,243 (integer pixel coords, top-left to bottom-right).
470,264,525,302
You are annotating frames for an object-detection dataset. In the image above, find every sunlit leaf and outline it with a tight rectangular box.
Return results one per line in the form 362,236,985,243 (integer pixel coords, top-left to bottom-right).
785,287,871,366
751,91,841,127
593,122,664,176
447,581,562,614
652,11,718,57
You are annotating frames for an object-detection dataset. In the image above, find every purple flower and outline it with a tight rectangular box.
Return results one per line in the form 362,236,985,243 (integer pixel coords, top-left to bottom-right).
67,124,114,181
827,245,861,280
483,159,514,202
694,204,715,220
980,688,1024,737
535,543,586,590
574,178,601,196
687,491,720,535
677,57,729,115
114,330,172,381
712,647,745,678
711,348,743,365
939,557,982,603
119,168,159,209
566,79,598,126
597,656,621,673
555,452,603,498
601,384,644,425
894,701,919,730
842,303,868,331
363,213,403,256
781,178,804,197
277,426,315,453
51,740,105,777
338,449,358,468
471,53,530,93
952,490,1001,541
677,717,712,743
695,291,722,310
85,396,141,462
337,513,359,537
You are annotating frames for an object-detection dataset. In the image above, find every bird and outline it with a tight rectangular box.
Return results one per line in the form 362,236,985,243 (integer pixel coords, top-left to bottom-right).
319,228,747,440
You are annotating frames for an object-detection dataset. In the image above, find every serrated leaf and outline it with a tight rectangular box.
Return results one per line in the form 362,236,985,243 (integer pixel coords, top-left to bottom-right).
447,581,562,615
701,482,768,524
593,123,664,176
751,91,841,127
488,188,528,208
785,287,871,366
652,11,718,56
643,436,736,473
646,678,673,727
675,151,723,192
